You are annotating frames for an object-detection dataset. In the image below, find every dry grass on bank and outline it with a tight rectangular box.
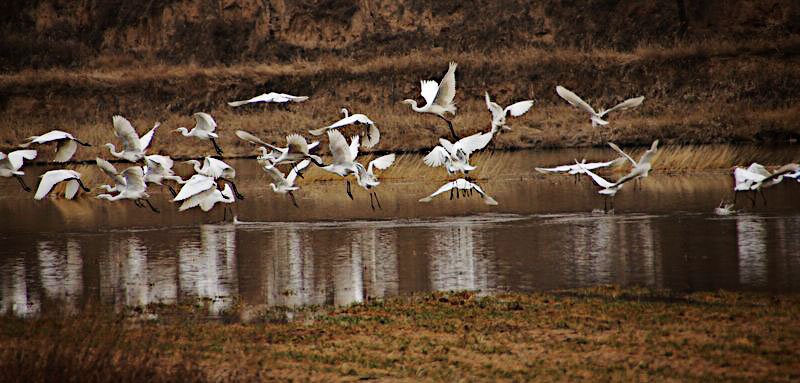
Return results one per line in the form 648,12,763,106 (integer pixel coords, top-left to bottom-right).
1,287,798,383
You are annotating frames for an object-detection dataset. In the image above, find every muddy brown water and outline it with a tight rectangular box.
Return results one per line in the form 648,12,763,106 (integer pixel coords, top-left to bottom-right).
2,148,800,317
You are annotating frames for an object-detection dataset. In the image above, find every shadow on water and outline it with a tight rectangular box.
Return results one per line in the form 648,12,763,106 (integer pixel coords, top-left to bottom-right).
1,149,800,316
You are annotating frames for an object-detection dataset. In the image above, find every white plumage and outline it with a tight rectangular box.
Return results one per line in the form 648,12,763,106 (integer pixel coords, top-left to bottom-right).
0,150,37,191
228,92,308,107
556,85,644,127
485,91,534,131
20,130,90,163
105,116,159,162
403,62,460,139
34,169,90,200
175,112,223,155
419,178,498,205
423,131,493,174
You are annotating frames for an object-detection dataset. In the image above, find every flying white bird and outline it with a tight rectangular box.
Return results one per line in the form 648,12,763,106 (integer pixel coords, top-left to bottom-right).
175,112,223,156
235,130,322,167
0,150,37,191
262,159,310,207
556,85,644,127
96,166,160,212
105,115,159,162
173,174,235,218
20,130,90,162
536,157,627,183
143,155,185,196
419,178,498,205
227,92,308,107
423,131,493,175
403,61,459,139
95,157,127,193
184,157,244,200
354,153,396,210
320,130,360,199
309,107,380,148
34,169,90,200
607,140,659,190
485,92,534,131
732,162,799,206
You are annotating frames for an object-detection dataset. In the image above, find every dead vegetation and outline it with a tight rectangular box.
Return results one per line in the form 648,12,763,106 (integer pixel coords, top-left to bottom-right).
2,287,798,383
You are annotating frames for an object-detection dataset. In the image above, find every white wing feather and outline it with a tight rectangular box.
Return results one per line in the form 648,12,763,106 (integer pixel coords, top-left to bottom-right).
368,154,395,173
556,86,597,115
423,146,450,168
433,62,457,107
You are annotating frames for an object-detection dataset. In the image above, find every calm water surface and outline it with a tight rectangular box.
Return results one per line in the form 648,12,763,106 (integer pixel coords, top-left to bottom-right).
1,148,799,317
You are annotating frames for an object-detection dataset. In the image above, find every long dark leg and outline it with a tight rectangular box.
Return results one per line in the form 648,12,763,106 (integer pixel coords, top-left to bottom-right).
604,197,608,212
733,191,738,205
369,192,375,211
438,115,458,140
77,179,91,192
759,189,767,206
374,192,382,209
166,184,177,197
288,191,299,208
346,180,353,200
450,188,454,200
134,199,144,208
750,191,756,207
223,206,228,222
74,139,92,147
226,180,245,200
210,138,224,156
15,175,31,192
144,199,160,213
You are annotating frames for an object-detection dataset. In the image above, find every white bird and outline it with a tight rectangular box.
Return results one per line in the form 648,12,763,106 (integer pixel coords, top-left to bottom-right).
423,131,493,175
402,61,459,139
536,157,626,183
105,115,159,162
485,91,534,131
235,130,322,167
20,130,90,162
732,162,799,206
556,85,645,127
173,174,235,217
95,157,127,193
143,155,185,196
577,164,630,212
184,157,244,200
309,107,380,148
0,150,37,191
175,112,223,156
262,159,310,207
354,153,396,210
320,130,360,199
34,169,90,200
419,178,498,205
96,166,159,212
227,92,308,107
607,140,659,190
714,200,736,216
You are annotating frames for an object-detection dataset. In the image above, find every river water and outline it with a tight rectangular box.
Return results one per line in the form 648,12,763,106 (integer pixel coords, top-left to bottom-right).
1,148,799,317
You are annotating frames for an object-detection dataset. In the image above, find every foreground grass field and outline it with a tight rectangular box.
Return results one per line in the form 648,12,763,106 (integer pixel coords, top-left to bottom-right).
2,287,798,382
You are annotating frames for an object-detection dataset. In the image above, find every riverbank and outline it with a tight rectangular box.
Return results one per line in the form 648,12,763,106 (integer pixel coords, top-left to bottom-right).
2,287,798,382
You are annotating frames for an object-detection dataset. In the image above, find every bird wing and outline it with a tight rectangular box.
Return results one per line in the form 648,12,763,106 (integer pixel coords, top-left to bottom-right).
145,154,174,171
235,130,282,151
326,115,358,129
7,150,37,171
54,139,78,163
485,92,504,121
746,163,770,177
64,179,80,200
193,112,217,133
326,130,351,165
438,138,455,155
280,94,309,103
469,181,499,205
505,100,534,117
122,166,147,193
535,164,577,174
174,174,215,201
228,93,274,106
433,61,457,107
455,131,493,156
419,180,457,202
583,156,627,170
419,80,439,107
26,130,72,145
112,115,142,152
637,140,660,165
95,157,126,185
556,86,597,115
204,157,234,179
601,96,645,116
262,164,287,184
349,135,360,161
763,163,800,184
179,186,216,211
368,153,396,173
607,142,637,166
308,126,331,136
423,146,450,168
286,159,311,185
581,167,616,189
139,122,159,151
35,170,78,200
286,134,310,155
361,124,380,148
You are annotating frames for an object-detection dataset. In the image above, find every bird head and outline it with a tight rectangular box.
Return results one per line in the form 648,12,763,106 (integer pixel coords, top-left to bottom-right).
401,99,417,108
103,143,116,151
174,127,188,134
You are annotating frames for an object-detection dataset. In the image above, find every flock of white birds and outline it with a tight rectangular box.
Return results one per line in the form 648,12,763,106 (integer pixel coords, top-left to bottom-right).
2,62,798,217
